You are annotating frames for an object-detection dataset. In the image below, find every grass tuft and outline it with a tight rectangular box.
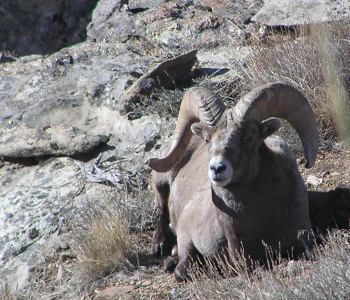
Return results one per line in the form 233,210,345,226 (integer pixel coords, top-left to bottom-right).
76,195,132,280
186,230,350,300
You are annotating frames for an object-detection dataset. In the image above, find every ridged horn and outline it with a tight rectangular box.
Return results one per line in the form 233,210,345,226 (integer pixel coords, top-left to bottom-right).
149,87,226,172
231,83,319,168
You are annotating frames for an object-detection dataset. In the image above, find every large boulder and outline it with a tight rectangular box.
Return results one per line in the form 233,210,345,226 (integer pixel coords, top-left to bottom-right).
252,0,350,27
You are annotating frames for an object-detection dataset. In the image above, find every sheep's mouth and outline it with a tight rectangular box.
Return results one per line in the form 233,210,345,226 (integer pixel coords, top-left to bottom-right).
210,177,231,187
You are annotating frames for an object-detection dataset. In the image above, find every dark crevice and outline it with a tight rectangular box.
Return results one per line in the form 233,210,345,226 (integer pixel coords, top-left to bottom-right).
0,0,99,56
71,143,116,162
1,143,114,166
128,7,149,14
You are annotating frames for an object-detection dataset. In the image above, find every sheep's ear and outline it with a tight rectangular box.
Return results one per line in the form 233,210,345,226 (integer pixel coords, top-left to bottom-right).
191,122,204,137
260,118,282,139
191,123,211,143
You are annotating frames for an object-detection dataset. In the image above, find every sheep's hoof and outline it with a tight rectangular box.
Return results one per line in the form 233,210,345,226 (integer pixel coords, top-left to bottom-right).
174,266,191,282
164,256,178,273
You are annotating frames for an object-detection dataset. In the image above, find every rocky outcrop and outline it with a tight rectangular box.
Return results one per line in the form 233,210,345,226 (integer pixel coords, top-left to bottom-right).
252,0,350,27
0,40,167,292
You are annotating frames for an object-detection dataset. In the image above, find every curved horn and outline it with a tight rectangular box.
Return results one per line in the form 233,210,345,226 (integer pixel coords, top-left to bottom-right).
149,87,226,172
232,83,318,168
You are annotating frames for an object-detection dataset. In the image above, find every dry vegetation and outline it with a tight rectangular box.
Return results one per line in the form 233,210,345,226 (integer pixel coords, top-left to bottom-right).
72,187,155,283
187,230,350,300
76,199,131,279
237,22,350,142
0,285,16,300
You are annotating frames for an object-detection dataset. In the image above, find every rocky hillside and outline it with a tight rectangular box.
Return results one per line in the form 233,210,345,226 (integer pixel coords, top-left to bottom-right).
1,0,350,298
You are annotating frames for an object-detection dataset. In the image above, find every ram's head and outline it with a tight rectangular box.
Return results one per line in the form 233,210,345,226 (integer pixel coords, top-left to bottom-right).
149,83,319,187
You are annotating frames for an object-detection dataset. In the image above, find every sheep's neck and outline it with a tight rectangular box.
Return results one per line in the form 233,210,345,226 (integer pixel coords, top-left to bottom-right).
211,185,246,218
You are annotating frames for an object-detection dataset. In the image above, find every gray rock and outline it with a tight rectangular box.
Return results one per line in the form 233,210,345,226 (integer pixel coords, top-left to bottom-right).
88,10,144,42
307,175,323,187
128,0,167,11
0,42,157,159
89,0,127,27
197,46,251,69
0,157,81,289
252,0,350,27
0,125,110,158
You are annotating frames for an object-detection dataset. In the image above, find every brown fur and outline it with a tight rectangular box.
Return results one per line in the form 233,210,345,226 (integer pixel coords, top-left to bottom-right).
152,123,312,281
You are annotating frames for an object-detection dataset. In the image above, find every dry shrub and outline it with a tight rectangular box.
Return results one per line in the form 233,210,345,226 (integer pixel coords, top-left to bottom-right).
186,230,350,300
237,22,350,141
76,195,132,279
130,88,185,119
0,285,17,300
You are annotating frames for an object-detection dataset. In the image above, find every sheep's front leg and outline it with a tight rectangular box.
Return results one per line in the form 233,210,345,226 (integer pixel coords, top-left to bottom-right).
152,200,176,257
221,219,240,264
211,188,240,265
152,175,176,257
174,236,198,282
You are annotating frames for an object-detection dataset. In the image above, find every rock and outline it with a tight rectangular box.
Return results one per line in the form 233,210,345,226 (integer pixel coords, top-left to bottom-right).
96,285,134,299
0,157,81,289
197,46,251,69
0,125,110,158
252,0,350,27
5,261,31,291
89,0,126,29
306,175,323,187
118,50,198,115
194,0,262,25
88,10,144,43
0,0,97,56
309,188,350,235
0,42,161,160
128,0,167,12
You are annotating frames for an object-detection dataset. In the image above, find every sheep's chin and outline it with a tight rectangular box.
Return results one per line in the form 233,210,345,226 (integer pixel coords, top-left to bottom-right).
210,177,231,187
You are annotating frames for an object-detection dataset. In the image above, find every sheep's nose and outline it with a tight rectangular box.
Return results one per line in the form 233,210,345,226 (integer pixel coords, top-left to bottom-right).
210,163,226,175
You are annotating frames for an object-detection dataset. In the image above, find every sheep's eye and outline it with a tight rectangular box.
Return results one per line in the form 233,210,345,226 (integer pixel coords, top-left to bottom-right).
205,138,210,143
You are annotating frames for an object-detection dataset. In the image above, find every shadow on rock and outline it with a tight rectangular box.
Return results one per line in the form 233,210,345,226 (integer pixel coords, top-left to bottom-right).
0,0,98,56
309,188,350,235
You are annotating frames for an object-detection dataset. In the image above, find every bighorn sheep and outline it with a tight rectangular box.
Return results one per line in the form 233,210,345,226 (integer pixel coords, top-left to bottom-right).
149,83,318,281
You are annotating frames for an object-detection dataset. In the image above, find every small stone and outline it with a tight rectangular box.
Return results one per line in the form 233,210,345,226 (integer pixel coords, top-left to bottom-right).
29,228,39,240
306,175,323,187
96,285,134,299
321,170,330,177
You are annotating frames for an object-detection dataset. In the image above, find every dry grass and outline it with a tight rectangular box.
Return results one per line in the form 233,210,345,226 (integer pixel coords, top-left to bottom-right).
186,229,350,300
235,22,350,142
0,285,17,300
129,88,185,119
75,194,132,280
